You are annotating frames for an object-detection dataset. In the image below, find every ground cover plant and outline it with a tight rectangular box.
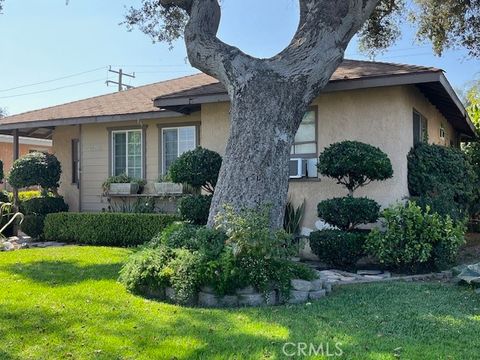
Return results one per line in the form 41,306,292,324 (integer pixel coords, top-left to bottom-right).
0,246,479,359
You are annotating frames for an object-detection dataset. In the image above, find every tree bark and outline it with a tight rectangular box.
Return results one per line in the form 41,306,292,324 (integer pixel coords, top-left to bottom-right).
169,0,382,228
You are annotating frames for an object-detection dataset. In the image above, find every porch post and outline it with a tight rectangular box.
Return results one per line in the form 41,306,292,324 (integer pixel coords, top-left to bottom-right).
12,129,19,206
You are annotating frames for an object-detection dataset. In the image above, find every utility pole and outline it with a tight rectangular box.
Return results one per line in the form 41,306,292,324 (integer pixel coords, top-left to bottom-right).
106,66,135,91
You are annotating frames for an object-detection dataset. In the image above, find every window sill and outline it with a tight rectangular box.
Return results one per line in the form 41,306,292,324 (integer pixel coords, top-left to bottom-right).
289,177,321,183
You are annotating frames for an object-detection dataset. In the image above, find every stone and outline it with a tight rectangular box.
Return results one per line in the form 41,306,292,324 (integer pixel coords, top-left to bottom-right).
238,293,264,307
219,295,239,307
324,282,332,293
198,292,219,307
200,286,215,294
310,279,324,291
291,279,312,292
288,290,309,304
441,270,453,279
236,286,256,295
309,290,327,300
357,270,383,276
265,291,277,306
1,241,14,251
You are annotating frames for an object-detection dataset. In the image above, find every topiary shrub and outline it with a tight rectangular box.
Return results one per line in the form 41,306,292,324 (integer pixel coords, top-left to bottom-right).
21,215,45,239
178,194,212,225
8,152,61,192
20,197,68,216
364,201,466,273
318,141,393,195
317,197,380,231
309,230,367,269
169,147,222,193
408,143,475,218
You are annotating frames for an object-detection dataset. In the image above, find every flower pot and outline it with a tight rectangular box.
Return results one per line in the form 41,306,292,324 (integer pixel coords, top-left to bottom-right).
154,182,183,195
108,183,139,195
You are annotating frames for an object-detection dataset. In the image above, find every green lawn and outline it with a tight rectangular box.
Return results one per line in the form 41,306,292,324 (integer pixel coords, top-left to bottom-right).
0,247,479,360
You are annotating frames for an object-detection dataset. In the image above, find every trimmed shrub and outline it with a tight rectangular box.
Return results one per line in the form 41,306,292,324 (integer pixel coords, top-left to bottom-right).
20,197,68,215
408,143,475,216
309,230,367,268
178,194,212,225
317,196,380,231
318,141,393,194
21,215,45,239
8,152,61,191
0,191,9,203
44,213,179,247
365,201,466,273
169,147,222,193
0,160,4,181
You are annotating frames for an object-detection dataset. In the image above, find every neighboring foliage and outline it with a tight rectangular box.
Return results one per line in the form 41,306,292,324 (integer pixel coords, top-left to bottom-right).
317,197,380,231
0,191,9,203
365,201,466,273
120,209,316,304
8,152,61,192
168,147,222,193
17,190,42,202
0,160,4,182
178,194,212,225
317,141,393,195
408,143,475,219
44,213,179,247
283,200,305,236
106,197,156,214
309,230,368,269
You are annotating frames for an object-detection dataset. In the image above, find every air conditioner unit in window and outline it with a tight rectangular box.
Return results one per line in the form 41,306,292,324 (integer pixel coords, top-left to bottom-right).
289,158,307,179
306,158,318,178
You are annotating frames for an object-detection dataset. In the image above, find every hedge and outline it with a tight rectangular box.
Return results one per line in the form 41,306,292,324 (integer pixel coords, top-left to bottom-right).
44,213,180,247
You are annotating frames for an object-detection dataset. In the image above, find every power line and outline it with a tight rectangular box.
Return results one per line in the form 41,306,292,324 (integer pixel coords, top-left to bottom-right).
0,78,106,99
106,67,135,92
0,67,107,93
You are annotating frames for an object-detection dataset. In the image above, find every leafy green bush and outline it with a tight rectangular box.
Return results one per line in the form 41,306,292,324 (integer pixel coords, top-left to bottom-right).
365,201,466,273
178,194,212,225
21,215,45,239
8,152,61,191
0,191,9,203
317,197,380,231
309,230,367,268
44,213,179,247
20,197,68,215
0,160,4,181
408,143,475,217
18,190,42,202
318,141,393,194
169,147,222,193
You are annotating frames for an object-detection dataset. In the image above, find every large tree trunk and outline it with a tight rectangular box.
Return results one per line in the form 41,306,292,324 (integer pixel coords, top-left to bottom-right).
207,76,308,228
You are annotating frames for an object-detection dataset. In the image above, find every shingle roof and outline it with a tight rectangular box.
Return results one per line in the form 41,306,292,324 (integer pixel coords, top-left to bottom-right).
0,59,441,126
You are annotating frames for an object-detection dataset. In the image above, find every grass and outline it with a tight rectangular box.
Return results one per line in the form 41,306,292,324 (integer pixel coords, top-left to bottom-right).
0,247,479,360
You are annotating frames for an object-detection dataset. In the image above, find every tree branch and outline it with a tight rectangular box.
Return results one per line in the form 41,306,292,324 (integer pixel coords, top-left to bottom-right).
270,0,381,102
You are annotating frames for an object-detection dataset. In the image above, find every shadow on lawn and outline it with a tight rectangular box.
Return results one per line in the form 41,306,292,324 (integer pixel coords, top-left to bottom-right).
4,260,123,286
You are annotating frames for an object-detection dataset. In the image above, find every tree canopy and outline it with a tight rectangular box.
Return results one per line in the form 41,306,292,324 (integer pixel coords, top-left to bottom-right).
125,0,480,58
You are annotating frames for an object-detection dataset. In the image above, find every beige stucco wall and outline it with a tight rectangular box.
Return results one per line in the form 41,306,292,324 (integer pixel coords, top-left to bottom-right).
52,84,455,222
52,125,80,211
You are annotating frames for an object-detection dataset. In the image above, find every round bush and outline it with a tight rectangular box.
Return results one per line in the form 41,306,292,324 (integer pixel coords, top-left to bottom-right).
178,194,212,225
21,215,45,239
20,197,69,216
169,147,222,193
318,141,393,193
309,229,367,269
408,143,475,215
8,152,61,190
317,196,380,231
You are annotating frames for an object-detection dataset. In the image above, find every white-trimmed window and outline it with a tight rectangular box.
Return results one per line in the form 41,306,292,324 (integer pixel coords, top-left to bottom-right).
162,126,197,174
291,110,317,157
112,129,143,178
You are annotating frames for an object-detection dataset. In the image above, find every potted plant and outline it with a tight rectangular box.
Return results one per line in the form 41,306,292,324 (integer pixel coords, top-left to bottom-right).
154,174,183,195
102,174,146,195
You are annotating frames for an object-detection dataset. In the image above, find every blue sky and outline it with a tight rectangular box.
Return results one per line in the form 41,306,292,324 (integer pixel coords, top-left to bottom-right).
1,0,479,115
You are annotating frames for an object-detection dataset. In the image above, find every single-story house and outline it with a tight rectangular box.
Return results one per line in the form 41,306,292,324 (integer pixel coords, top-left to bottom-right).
0,59,475,234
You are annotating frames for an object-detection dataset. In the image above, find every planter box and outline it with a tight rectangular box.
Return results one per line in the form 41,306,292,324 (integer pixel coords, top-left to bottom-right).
154,182,183,195
108,183,139,195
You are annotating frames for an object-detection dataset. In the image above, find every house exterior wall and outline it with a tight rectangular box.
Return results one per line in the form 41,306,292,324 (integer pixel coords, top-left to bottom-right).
52,125,80,211
52,85,454,226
